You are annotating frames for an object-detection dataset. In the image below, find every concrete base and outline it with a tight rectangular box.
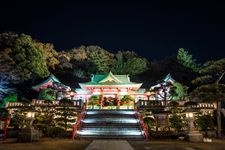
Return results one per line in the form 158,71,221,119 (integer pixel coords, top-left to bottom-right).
186,131,203,142
18,128,40,142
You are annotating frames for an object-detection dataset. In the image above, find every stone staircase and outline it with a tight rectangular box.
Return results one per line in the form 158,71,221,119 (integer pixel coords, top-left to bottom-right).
76,109,144,140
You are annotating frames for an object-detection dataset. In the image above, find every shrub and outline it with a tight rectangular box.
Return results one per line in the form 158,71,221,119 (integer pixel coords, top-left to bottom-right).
46,126,65,138
169,114,186,132
195,115,215,131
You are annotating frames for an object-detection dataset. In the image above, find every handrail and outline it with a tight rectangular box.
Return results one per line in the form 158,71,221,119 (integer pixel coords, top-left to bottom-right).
134,109,148,141
72,103,86,140
0,118,9,141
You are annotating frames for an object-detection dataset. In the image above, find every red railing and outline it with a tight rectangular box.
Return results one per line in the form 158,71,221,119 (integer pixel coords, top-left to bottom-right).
0,118,9,141
72,104,86,140
134,109,149,141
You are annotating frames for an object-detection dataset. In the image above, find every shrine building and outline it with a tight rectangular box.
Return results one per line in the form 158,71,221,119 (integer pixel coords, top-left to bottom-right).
75,71,147,109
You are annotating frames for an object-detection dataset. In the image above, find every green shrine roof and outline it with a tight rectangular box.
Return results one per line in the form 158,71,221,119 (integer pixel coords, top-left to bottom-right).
91,71,130,83
79,72,142,90
32,74,70,91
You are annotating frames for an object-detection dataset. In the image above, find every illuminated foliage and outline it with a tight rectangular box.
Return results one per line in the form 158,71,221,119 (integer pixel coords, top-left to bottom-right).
68,45,88,61
143,117,156,128
111,51,149,76
11,34,50,80
177,48,199,72
121,95,134,105
0,52,17,99
87,45,114,73
38,88,56,101
55,99,77,132
57,51,73,69
169,82,188,100
9,109,26,129
35,42,59,70
88,95,100,108
0,93,17,108
169,114,186,132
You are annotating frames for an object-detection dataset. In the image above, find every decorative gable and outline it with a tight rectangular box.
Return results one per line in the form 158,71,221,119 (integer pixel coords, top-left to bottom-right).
99,72,122,83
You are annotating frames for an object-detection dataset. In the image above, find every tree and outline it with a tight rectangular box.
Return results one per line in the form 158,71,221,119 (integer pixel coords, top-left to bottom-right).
0,93,17,108
191,58,225,138
169,113,186,132
0,72,17,101
111,51,125,74
68,45,88,61
38,88,56,101
35,42,59,70
87,45,114,73
9,109,26,129
111,51,149,76
195,115,215,131
11,34,50,80
124,57,149,76
177,48,199,72
57,51,73,69
169,82,188,100
0,32,18,50
0,48,20,99
0,48,20,81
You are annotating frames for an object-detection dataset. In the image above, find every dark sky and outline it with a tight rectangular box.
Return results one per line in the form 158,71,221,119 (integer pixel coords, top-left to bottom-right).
0,0,225,63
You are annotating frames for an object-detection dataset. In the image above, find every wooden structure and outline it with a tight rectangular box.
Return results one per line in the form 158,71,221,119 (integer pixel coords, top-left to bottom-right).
78,71,145,109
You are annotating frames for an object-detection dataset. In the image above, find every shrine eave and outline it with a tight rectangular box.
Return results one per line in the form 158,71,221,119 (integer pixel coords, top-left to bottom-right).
79,83,142,90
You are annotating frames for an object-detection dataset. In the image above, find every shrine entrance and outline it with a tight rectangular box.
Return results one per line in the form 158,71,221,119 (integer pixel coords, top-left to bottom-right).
102,96,118,108
87,94,135,110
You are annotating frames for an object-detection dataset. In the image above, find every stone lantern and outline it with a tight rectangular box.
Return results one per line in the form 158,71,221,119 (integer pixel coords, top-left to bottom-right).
18,106,39,142
185,108,203,142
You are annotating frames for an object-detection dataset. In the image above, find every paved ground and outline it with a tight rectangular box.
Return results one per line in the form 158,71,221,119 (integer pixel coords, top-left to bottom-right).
128,139,225,150
0,138,91,150
1,138,225,150
85,140,134,150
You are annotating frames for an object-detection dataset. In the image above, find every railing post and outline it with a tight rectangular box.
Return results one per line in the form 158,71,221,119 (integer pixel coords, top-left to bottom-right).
134,109,149,141
72,103,86,140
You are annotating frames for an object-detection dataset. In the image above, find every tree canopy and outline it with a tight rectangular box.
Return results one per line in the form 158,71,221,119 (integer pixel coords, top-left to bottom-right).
177,48,199,72
11,34,50,80
191,58,225,138
111,51,149,76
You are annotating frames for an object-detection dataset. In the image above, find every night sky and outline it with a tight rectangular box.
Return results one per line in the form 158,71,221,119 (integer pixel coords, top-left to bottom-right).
0,0,225,63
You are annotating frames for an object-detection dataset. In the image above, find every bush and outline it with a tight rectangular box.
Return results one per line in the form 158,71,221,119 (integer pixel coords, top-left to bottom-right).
46,126,65,138
143,117,156,128
169,114,186,132
195,115,215,131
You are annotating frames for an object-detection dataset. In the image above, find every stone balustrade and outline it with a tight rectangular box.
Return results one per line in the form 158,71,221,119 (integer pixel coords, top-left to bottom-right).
136,100,216,110
6,99,84,109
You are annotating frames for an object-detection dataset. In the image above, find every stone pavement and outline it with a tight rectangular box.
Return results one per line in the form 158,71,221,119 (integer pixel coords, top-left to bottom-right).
85,140,134,150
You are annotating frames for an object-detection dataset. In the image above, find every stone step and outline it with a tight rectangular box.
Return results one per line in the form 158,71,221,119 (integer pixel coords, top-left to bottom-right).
82,123,140,128
81,127,141,131
82,118,138,124
77,135,144,140
77,130,143,137
76,110,144,140
86,110,135,115
85,114,136,118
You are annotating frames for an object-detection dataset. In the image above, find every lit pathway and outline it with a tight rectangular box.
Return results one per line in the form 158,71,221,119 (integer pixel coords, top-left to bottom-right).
85,140,134,150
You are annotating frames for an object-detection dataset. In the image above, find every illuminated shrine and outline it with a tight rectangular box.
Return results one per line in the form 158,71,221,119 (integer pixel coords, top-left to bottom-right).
32,74,71,92
75,71,146,109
